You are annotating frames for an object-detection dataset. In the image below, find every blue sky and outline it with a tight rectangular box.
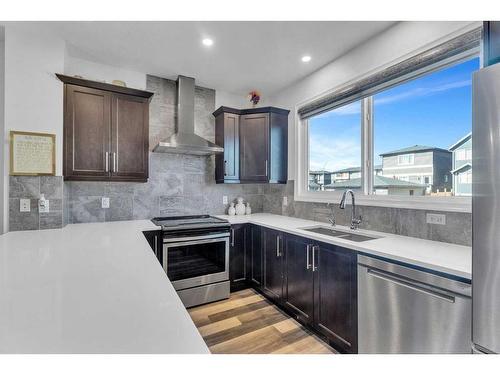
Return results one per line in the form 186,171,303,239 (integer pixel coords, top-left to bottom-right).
309,57,480,172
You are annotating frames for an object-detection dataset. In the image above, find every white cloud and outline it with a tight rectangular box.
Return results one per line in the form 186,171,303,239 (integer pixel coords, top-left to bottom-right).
376,79,471,106
309,134,360,172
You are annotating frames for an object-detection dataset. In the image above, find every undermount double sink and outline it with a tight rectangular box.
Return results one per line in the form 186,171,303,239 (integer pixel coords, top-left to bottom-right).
300,226,381,242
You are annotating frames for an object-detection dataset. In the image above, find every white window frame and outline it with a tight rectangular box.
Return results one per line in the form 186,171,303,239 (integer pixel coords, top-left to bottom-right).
295,48,479,213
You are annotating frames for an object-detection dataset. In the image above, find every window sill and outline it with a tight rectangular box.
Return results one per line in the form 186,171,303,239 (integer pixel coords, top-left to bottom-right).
294,191,471,213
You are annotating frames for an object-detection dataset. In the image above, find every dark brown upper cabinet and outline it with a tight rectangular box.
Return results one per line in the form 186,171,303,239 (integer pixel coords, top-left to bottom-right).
57,74,153,182
215,112,240,183
212,106,289,184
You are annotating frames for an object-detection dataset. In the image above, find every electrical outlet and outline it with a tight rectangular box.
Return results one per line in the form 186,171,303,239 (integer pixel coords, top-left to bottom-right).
20,199,31,212
426,213,446,225
222,196,228,205
40,200,49,213
283,196,288,206
102,197,110,209
39,196,49,213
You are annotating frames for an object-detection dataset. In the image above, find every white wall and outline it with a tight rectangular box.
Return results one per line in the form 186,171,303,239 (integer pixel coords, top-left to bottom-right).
2,25,65,232
270,21,480,180
64,55,147,90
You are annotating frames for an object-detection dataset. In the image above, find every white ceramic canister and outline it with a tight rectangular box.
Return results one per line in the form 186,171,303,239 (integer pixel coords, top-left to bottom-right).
245,202,252,215
235,197,246,215
228,202,236,216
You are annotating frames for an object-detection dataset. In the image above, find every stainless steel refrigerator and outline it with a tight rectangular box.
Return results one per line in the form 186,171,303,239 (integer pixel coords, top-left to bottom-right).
472,61,500,354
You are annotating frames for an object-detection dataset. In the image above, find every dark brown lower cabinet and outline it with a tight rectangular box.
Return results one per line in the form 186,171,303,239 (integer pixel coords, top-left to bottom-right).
262,228,284,302
283,234,314,324
314,242,358,353
229,224,247,292
248,225,263,287
228,224,358,353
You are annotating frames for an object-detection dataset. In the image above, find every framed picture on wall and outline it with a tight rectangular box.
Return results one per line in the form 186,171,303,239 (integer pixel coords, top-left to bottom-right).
10,131,56,176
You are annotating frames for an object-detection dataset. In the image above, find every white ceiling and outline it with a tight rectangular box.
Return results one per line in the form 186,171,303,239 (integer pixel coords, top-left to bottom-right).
48,21,396,96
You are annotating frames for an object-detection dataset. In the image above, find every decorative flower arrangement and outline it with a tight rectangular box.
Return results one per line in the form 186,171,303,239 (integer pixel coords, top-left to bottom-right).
248,90,261,107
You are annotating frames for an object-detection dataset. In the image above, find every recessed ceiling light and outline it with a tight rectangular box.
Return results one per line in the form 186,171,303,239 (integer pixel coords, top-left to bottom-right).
202,38,214,47
301,55,311,63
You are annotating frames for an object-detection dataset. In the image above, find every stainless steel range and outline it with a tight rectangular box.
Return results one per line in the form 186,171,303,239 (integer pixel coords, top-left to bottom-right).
151,215,231,308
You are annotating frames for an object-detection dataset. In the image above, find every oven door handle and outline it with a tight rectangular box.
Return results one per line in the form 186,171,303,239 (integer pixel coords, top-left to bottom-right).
163,232,230,243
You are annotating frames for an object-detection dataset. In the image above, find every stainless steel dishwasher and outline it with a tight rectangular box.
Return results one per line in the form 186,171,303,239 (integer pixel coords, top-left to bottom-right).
357,254,471,354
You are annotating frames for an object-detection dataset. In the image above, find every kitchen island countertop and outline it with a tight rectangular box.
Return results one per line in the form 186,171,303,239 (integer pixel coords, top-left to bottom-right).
0,220,209,354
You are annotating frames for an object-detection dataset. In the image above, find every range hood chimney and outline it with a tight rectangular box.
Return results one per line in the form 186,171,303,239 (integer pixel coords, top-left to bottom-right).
153,75,223,155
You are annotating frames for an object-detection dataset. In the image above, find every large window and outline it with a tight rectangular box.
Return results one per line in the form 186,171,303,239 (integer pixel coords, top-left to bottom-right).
304,53,480,207
308,101,361,191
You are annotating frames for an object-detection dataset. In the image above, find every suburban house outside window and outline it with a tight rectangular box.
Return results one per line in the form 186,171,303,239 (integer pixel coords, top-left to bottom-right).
300,30,480,211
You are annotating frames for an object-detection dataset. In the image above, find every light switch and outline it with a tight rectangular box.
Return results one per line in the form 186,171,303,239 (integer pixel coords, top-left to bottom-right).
222,196,228,205
20,199,31,212
102,197,110,209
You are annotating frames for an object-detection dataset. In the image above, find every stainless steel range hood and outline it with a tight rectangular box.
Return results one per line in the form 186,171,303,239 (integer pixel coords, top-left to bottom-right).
153,75,223,155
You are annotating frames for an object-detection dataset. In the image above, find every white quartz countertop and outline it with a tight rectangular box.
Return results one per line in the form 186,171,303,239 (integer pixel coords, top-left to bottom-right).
216,213,472,280
0,220,209,354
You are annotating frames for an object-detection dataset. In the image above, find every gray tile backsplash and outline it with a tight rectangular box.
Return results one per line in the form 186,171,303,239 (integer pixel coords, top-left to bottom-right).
263,180,472,246
9,176,65,231
64,153,268,223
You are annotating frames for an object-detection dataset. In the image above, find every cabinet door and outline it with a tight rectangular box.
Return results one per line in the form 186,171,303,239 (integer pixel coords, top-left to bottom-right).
314,243,357,353
64,84,111,180
239,113,269,182
110,93,149,181
248,225,263,287
269,112,288,183
262,228,283,301
229,224,247,291
283,234,314,324
215,113,240,182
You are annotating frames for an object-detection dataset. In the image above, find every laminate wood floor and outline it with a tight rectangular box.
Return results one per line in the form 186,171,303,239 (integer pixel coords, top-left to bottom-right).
188,289,336,354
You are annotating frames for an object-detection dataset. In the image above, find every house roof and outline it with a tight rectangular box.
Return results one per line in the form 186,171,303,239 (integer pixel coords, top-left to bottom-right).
325,175,426,189
451,162,472,174
449,132,472,151
309,170,333,175
331,165,383,174
379,145,450,157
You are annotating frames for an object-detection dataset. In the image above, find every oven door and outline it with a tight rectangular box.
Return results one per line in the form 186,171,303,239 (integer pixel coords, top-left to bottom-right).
162,232,230,290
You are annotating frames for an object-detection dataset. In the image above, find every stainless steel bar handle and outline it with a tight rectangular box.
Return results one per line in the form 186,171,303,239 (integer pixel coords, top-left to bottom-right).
306,244,311,270
105,152,109,172
153,235,158,257
224,160,227,176
312,245,318,271
112,152,117,172
265,160,268,176
276,235,280,257
231,228,235,247
366,268,456,303
163,232,230,243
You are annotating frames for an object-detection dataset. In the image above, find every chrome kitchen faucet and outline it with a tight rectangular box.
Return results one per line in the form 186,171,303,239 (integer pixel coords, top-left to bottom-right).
339,190,362,230
327,202,336,227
